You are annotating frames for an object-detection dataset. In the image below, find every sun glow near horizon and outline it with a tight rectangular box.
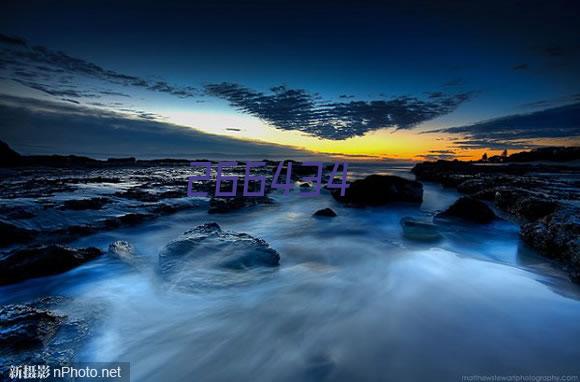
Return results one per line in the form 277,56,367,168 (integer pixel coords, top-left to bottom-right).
160,109,486,160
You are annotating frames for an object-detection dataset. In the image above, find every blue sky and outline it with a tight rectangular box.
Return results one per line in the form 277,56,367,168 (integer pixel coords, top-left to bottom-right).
0,0,578,158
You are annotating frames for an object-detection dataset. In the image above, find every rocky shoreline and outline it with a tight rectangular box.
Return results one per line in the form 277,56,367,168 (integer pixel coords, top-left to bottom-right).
412,159,580,282
1,141,580,375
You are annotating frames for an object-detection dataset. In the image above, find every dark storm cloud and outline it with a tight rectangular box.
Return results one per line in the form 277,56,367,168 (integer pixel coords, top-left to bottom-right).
0,33,199,99
429,102,580,149
205,83,473,140
0,33,26,46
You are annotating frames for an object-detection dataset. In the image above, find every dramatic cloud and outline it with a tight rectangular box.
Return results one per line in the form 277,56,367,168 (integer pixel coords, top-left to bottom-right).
205,83,472,140
0,33,198,100
0,94,310,159
429,102,580,149
519,93,580,110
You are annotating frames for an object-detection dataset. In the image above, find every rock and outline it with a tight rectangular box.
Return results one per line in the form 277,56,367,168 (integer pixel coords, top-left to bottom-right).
102,213,154,228
521,207,580,281
0,139,22,167
0,245,102,285
159,223,280,289
208,196,273,214
0,304,64,351
60,197,110,210
152,203,182,215
436,196,496,224
400,217,441,242
117,212,154,225
106,157,136,166
412,157,580,283
494,189,558,221
0,221,36,247
108,240,135,262
299,182,311,188
0,206,35,219
412,160,530,182
313,208,337,217
0,300,93,378
332,175,423,206
115,188,159,202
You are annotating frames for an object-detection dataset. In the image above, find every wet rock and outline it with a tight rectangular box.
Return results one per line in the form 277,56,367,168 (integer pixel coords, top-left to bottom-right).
436,196,496,224
413,156,580,283
400,217,441,242
521,207,580,282
0,139,22,167
61,197,110,210
313,208,337,217
158,190,185,199
115,188,159,202
299,182,311,188
0,221,36,247
0,300,93,378
0,205,35,219
0,304,64,351
159,223,280,289
332,175,423,206
290,162,320,180
456,177,504,195
106,157,136,166
108,240,135,262
151,203,182,215
412,160,530,182
0,245,102,285
102,213,154,229
63,224,99,237
494,189,558,221
208,196,273,214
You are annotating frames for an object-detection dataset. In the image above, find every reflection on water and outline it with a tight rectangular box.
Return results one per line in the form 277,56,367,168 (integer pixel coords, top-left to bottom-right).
1,164,580,381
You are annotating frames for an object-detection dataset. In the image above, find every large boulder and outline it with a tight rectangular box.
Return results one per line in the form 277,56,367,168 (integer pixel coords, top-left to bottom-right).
521,207,580,282
159,223,280,289
313,208,337,217
435,196,496,224
494,189,558,221
0,245,102,285
332,175,423,206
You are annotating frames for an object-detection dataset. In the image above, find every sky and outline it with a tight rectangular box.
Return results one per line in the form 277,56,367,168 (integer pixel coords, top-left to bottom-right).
0,0,579,160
